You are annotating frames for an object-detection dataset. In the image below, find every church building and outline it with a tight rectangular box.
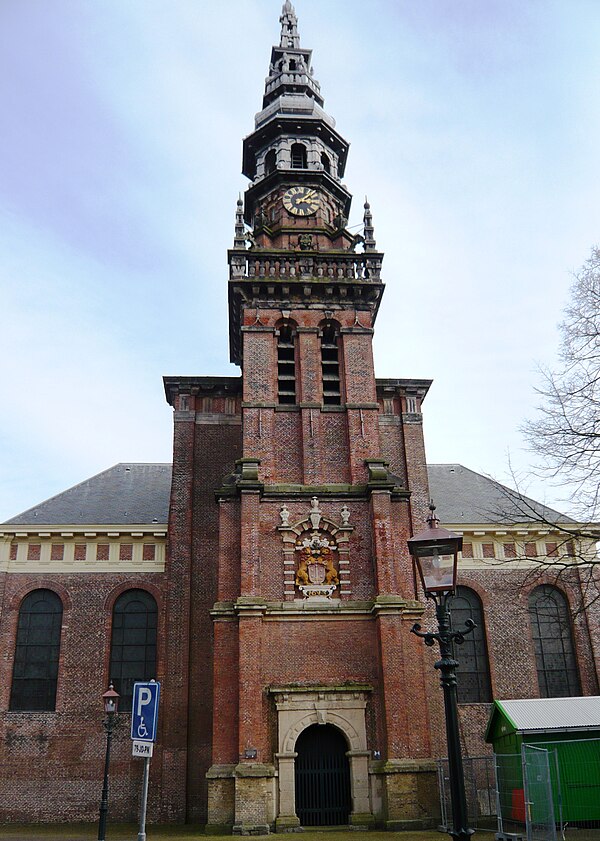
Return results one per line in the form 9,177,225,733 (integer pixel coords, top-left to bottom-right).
0,4,597,832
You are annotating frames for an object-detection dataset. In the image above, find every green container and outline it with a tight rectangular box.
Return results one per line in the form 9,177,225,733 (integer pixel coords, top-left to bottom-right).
485,699,600,824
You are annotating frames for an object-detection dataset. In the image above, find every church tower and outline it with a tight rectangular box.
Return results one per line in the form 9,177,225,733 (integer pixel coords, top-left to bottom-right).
165,3,437,830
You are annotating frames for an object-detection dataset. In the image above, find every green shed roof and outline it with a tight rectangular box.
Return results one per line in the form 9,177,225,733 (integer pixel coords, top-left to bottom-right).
485,697,600,742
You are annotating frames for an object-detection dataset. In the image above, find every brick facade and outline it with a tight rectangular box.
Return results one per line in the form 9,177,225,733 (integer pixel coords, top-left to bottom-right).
0,4,598,831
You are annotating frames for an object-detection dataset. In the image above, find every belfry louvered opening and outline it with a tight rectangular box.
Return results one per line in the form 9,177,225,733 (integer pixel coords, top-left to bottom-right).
277,323,297,404
321,322,341,405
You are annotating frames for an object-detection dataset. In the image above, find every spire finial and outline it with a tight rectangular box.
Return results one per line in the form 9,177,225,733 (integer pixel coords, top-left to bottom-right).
280,1,300,49
233,195,246,249
363,197,377,252
426,500,440,529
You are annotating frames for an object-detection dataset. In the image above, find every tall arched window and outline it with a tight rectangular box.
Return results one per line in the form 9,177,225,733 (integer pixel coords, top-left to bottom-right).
528,585,581,698
277,322,297,404
10,589,63,711
291,143,307,169
265,149,276,175
450,587,492,703
109,590,158,712
321,152,331,174
321,322,341,405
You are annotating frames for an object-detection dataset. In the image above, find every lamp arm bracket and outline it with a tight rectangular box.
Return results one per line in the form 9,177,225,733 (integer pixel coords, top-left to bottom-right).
410,622,438,647
452,618,476,646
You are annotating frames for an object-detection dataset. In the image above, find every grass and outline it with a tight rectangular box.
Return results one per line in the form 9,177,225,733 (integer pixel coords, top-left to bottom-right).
0,828,444,841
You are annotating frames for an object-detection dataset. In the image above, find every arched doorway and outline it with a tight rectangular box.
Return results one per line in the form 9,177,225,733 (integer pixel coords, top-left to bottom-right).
294,724,351,826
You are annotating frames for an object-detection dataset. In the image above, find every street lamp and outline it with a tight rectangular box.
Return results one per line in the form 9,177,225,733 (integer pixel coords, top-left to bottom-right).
98,683,120,841
407,503,475,841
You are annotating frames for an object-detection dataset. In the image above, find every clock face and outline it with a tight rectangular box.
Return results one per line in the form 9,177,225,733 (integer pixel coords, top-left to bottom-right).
283,186,320,216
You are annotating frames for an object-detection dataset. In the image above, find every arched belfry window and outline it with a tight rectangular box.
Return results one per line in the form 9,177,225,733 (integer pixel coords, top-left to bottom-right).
321,322,341,405
10,589,63,711
321,152,331,174
265,149,276,175
291,143,307,169
277,322,297,404
528,585,581,698
109,589,158,712
450,587,491,703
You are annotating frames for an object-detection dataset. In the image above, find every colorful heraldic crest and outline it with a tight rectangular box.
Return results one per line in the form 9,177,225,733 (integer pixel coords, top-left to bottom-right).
278,496,353,600
295,532,339,598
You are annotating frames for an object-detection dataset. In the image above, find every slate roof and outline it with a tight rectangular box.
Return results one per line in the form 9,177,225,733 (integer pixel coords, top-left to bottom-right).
486,697,600,738
3,461,570,528
427,463,572,525
4,464,172,526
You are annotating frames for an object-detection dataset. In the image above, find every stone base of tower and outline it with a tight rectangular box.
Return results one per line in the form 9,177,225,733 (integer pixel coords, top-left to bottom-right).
370,759,439,830
206,765,236,834
207,763,277,834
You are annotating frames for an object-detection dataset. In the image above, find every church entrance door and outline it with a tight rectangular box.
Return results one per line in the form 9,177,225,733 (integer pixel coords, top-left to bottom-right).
294,724,351,826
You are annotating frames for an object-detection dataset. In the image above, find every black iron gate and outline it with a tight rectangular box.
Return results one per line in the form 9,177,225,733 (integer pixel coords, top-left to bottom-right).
295,724,351,826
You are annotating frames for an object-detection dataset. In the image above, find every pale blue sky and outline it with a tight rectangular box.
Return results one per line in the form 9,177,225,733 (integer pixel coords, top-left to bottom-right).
1,0,599,521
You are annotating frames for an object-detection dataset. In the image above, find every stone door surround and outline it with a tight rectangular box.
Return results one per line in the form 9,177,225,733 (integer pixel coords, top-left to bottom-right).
270,685,374,829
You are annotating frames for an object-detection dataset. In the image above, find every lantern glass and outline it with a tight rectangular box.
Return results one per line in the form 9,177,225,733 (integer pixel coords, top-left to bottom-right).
416,549,457,595
102,685,120,714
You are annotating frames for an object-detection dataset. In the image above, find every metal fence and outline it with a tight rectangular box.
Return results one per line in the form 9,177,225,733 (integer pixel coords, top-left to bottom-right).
437,755,497,832
439,739,600,841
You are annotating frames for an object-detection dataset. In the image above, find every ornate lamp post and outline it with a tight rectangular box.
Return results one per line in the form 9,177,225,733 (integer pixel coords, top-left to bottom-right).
98,683,120,841
407,503,475,841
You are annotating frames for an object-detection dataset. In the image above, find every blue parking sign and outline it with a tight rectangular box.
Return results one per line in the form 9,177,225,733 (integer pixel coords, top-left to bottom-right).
131,681,160,743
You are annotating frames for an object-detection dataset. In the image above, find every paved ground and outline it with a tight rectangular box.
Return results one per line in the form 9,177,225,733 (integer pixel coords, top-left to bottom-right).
0,828,443,841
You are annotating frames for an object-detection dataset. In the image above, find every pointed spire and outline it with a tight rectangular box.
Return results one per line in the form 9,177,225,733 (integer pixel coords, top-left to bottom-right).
363,198,377,252
280,1,300,49
257,3,325,120
233,194,246,248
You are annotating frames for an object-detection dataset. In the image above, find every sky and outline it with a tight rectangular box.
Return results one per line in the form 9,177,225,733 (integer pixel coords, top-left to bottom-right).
1,0,599,522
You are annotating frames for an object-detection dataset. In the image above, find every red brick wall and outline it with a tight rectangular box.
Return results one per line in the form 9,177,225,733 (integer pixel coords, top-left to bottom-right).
0,572,167,823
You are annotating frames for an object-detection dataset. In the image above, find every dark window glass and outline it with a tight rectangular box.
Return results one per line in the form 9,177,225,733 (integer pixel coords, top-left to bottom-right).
109,590,158,712
277,323,297,404
450,587,492,704
265,149,276,174
291,143,307,169
10,589,63,711
321,323,341,406
528,585,580,698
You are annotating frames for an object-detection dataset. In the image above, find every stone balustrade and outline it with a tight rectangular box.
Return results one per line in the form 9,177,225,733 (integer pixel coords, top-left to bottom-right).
229,252,382,282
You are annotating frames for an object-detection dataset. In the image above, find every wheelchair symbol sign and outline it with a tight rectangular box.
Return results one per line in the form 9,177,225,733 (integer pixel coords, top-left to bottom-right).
130,681,160,743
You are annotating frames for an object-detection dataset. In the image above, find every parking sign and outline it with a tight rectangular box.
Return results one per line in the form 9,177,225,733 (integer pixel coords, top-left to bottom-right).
130,681,160,743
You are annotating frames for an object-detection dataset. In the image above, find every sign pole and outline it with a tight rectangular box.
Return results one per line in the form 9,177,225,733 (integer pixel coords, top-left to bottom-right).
131,681,160,841
137,755,151,841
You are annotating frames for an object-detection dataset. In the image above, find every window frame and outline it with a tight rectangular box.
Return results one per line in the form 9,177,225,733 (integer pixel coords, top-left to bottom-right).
450,586,492,704
277,322,298,405
528,584,581,698
109,589,158,713
320,322,342,406
10,588,63,712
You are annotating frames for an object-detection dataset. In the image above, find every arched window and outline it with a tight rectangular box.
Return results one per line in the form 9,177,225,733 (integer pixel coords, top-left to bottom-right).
291,143,307,169
265,149,277,175
321,322,341,405
10,589,63,711
450,587,491,703
277,322,297,404
321,152,331,174
529,585,581,698
109,589,158,712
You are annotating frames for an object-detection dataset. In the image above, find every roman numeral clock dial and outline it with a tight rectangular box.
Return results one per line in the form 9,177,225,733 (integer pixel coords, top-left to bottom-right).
283,186,320,216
